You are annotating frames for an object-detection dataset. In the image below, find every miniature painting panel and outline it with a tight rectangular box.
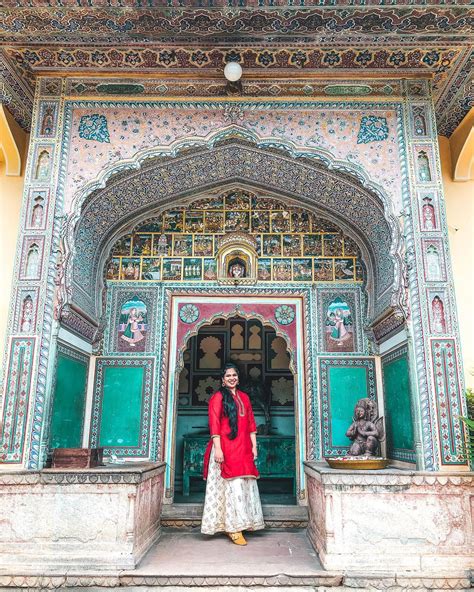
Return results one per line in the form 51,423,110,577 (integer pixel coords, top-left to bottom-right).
271,211,291,233
225,191,250,210
343,237,359,256
163,210,184,232
225,211,249,232
141,258,161,280
323,234,343,256
132,234,152,256
118,297,148,352
293,258,313,281
251,211,270,233
192,375,221,406
112,236,132,256
153,234,171,256
196,334,225,371
283,235,302,257
257,258,272,281
265,375,294,407
173,234,193,257
203,258,217,280
106,258,121,280
265,332,291,373
314,259,334,281
205,212,224,233
325,298,354,353
291,211,310,232
263,235,281,256
272,258,291,281
185,211,204,233
334,258,355,281
162,258,182,281
303,234,322,256
183,258,202,280
194,235,214,257
120,258,141,280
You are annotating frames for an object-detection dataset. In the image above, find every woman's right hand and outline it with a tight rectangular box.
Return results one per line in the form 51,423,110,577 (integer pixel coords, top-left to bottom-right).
214,447,224,463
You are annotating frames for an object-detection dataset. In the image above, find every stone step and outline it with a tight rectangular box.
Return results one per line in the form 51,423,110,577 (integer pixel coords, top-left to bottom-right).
161,503,308,529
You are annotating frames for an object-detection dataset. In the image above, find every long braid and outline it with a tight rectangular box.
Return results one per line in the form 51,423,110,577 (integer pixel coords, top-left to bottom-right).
220,363,239,440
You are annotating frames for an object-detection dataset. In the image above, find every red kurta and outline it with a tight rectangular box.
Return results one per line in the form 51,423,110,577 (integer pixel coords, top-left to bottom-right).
203,389,259,480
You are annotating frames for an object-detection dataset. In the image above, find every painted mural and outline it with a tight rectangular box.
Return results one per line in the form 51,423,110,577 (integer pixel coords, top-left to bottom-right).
118,297,148,353
106,191,364,285
325,298,354,353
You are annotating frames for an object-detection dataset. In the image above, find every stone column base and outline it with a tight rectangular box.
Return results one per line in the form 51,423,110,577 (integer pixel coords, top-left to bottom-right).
0,463,165,571
304,462,473,576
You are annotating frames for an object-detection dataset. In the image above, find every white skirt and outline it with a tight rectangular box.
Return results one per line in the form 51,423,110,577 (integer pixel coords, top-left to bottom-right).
201,447,265,535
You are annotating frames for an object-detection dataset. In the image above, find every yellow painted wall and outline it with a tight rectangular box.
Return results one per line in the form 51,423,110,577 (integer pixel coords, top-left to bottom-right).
0,117,28,383
439,135,474,389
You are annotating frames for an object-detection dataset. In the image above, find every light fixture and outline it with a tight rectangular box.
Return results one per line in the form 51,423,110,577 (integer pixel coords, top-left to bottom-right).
224,62,243,82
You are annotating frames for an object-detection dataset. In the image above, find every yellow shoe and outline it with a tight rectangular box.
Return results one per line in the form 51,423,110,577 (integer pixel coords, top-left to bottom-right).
227,531,247,546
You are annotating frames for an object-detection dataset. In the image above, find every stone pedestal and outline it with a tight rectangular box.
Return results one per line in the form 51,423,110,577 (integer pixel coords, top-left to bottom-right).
0,462,165,571
304,462,473,579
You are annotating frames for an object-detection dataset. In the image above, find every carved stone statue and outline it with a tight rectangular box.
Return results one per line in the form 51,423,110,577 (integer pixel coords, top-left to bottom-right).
346,397,384,456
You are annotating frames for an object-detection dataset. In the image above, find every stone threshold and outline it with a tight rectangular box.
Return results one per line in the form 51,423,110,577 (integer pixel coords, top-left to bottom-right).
161,503,308,529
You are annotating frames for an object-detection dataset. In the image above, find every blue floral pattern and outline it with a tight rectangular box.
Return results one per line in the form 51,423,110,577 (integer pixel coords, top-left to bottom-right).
357,116,389,144
179,304,199,324
78,114,110,143
275,304,295,325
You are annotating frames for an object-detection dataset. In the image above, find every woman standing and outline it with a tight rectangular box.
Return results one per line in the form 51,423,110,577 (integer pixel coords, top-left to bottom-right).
201,363,264,545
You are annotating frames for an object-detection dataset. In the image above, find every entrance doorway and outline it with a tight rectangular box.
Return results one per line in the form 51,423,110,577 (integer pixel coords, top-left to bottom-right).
174,316,296,504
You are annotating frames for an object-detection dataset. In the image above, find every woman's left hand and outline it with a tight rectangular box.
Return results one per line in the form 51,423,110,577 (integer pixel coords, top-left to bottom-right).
252,446,257,461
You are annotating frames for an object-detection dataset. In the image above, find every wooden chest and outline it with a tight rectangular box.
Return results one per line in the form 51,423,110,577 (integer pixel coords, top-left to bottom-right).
51,447,104,469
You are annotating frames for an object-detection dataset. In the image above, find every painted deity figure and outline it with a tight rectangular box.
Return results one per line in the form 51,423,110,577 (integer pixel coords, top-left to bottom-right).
32,203,44,228
426,245,442,280
120,307,144,347
417,151,432,183
20,296,33,332
229,261,246,278
346,398,384,457
40,107,54,136
329,308,349,341
35,150,51,181
25,244,39,278
432,296,446,334
422,197,436,230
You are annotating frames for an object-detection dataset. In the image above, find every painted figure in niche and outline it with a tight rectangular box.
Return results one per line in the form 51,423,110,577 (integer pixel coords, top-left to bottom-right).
346,398,384,457
257,260,271,281
118,298,147,351
204,259,217,280
422,197,436,230
20,295,33,332
426,244,442,280
417,151,432,182
432,296,446,334
107,258,120,280
35,150,51,181
273,259,291,281
413,108,427,136
25,244,40,278
228,258,246,278
40,107,54,136
325,298,354,352
31,194,45,228
270,336,290,370
263,235,281,256
155,234,169,256
199,336,222,369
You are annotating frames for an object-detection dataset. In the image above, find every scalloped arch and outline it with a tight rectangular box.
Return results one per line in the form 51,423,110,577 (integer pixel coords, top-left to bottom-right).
65,138,402,324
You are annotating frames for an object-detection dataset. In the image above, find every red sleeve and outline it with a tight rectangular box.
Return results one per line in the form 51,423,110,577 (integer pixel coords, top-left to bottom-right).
208,392,223,437
246,394,257,433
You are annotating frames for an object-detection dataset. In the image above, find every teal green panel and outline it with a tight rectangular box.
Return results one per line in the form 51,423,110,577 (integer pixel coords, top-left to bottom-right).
383,356,414,452
99,366,144,447
50,354,88,449
329,367,369,447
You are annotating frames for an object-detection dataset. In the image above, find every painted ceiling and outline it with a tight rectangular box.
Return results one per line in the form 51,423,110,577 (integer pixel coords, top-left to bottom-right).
0,2,473,136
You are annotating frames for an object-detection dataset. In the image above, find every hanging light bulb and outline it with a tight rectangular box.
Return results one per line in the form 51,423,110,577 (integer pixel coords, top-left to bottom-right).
224,62,243,82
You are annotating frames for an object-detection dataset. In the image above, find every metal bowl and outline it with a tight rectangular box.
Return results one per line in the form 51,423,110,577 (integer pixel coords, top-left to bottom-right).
325,458,389,470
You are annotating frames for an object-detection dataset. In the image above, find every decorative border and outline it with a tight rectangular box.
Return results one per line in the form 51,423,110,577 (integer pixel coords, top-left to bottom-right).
381,345,416,464
430,339,466,465
0,338,36,463
319,356,377,457
89,357,154,457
